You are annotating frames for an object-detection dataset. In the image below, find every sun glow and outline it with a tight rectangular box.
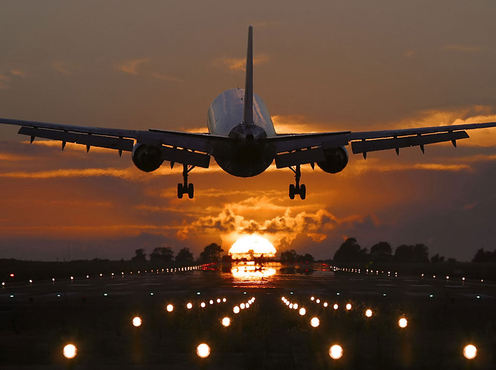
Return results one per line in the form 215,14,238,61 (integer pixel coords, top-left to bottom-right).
229,235,276,259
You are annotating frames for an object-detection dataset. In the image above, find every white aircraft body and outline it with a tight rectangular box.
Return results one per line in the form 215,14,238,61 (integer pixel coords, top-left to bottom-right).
1,26,496,199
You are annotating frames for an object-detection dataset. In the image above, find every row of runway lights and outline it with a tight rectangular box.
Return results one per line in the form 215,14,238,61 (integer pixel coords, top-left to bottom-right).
281,296,478,361
1,265,204,287
63,296,257,361
333,266,486,283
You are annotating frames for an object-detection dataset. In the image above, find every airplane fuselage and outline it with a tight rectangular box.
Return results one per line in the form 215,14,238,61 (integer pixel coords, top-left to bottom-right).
207,88,276,177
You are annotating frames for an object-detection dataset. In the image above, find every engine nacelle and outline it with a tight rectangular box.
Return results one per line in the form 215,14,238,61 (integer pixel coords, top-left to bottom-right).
317,146,348,174
132,143,163,172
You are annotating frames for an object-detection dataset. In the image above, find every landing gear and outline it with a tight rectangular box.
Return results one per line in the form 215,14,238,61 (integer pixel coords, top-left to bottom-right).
177,164,195,199
289,165,306,200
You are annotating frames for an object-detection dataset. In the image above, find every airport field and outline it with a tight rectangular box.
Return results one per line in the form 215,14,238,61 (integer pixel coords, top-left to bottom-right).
0,269,495,369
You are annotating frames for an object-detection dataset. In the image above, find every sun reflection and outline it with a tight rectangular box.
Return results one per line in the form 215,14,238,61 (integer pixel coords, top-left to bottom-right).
231,263,277,280
229,234,276,259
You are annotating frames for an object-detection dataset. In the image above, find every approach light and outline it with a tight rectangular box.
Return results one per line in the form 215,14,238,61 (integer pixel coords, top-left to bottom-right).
289,303,293,309
209,300,214,305
463,344,477,360
246,303,250,308
201,302,206,308
196,291,201,295
196,343,211,358
9,273,14,278
63,344,77,359
310,296,315,301
166,304,174,312
221,317,231,327
398,317,408,328
345,303,352,311
333,304,339,310
310,317,320,328
132,316,142,327
186,302,193,309
329,344,343,360
323,302,328,307
222,298,227,302
299,307,306,316
293,303,298,309
316,299,320,304
29,279,33,284
216,298,221,303
365,309,373,318
233,306,240,314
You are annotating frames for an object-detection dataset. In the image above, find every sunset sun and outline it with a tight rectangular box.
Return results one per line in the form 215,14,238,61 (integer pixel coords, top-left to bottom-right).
229,235,277,260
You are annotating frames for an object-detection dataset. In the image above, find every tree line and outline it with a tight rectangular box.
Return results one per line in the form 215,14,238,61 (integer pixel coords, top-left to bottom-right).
332,237,496,264
130,243,224,266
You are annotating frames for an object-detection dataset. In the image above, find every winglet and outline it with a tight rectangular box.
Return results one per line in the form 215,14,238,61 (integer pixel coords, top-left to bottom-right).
242,25,254,124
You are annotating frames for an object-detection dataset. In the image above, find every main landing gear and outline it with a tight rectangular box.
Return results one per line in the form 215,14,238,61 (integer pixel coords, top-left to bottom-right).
177,164,195,199
289,165,306,200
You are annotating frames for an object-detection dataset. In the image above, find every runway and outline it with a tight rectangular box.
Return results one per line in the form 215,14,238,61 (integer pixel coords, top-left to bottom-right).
1,269,495,369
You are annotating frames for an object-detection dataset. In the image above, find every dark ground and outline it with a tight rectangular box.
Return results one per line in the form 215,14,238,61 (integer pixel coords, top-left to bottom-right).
0,269,495,369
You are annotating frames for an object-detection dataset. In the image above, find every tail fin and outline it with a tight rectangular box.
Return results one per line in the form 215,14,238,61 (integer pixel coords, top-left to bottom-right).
242,25,254,124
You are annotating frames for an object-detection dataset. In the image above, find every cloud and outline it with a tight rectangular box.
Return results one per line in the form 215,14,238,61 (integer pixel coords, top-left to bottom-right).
0,74,10,89
51,61,73,75
116,58,150,75
150,72,183,82
9,69,25,77
442,44,483,53
214,54,269,72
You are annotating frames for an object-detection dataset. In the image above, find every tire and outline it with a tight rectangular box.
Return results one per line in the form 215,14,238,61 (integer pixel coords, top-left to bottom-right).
188,183,194,199
177,183,183,199
289,184,295,199
300,184,306,200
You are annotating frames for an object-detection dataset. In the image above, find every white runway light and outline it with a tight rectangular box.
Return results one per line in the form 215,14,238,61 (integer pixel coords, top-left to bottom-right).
233,306,240,314
299,307,306,316
186,302,193,309
196,343,211,358
166,304,174,312
365,309,373,318
63,344,77,359
221,317,231,327
463,344,477,360
398,317,408,328
310,317,320,328
329,344,343,360
132,316,142,327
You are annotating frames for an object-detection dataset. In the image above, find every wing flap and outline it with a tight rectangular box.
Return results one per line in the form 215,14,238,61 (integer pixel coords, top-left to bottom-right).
268,132,350,153
275,147,325,168
161,147,210,168
351,131,469,154
18,126,135,151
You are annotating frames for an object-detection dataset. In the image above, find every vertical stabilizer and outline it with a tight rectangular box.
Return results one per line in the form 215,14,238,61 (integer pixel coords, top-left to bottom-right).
243,26,254,124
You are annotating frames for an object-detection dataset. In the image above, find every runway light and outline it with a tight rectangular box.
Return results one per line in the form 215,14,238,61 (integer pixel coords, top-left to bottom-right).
166,304,174,312
209,300,214,305
63,344,77,359
323,302,328,307
329,344,343,360
1,282,5,286
365,309,373,318
196,343,210,358
310,317,320,328
240,303,246,309
221,317,231,327
103,293,108,297
201,302,206,308
216,298,221,303
463,344,477,360
398,317,408,328
233,306,240,314
9,273,14,278
299,307,306,316
196,291,201,295
293,303,298,309
289,303,293,309
222,298,227,302
345,303,352,311
333,304,339,310
29,279,33,284
316,299,320,304
132,316,142,327
311,296,315,301
186,302,193,309
52,278,55,282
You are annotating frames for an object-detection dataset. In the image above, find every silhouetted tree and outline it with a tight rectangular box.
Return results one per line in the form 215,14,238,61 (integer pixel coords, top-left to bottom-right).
394,244,429,263
472,248,496,263
370,242,392,262
131,248,147,264
333,238,368,263
199,243,224,263
150,247,174,265
430,253,445,263
281,250,298,264
297,253,315,263
175,248,194,266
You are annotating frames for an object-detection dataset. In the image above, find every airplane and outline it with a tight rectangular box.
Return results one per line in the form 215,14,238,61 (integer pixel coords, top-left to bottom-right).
1,26,496,200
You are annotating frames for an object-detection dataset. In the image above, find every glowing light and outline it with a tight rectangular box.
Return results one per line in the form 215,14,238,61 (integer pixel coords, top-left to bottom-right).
229,234,276,259
365,309,373,318
316,299,320,304
289,303,293,309
231,264,276,279
463,344,477,360
233,306,240,314
166,304,174,312
63,344,77,359
222,298,227,302
221,317,231,327
216,298,221,303
240,303,246,309
196,343,211,358
329,344,343,360
333,304,339,310
132,316,142,327
299,307,306,316
186,302,193,309
9,273,14,278
345,303,352,311
209,300,214,305
310,317,320,328
293,303,298,309
311,296,315,301
398,317,408,328
323,302,328,307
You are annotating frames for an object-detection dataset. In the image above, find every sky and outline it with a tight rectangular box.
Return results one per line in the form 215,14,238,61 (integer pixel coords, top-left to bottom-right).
1,0,496,261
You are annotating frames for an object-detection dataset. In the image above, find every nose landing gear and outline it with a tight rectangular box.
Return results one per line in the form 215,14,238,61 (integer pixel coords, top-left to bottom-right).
177,164,195,199
289,165,306,200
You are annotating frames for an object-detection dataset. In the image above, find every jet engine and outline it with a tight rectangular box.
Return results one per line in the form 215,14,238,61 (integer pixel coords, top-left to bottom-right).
317,146,348,173
132,143,163,172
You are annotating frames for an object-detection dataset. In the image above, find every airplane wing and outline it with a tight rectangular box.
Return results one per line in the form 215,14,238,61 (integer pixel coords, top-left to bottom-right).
269,121,496,167
0,118,229,168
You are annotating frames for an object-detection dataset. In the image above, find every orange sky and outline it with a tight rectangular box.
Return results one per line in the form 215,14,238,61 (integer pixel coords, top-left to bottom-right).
1,1,496,260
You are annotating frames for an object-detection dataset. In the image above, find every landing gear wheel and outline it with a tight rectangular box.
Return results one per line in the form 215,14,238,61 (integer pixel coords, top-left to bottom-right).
177,183,183,199
289,184,295,199
188,183,194,199
299,184,306,200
